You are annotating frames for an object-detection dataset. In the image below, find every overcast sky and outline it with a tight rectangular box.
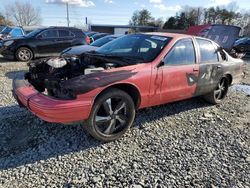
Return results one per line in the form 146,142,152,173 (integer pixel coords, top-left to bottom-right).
0,0,249,26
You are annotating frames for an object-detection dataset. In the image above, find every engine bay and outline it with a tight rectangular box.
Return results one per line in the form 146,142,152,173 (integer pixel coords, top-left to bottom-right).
25,54,120,98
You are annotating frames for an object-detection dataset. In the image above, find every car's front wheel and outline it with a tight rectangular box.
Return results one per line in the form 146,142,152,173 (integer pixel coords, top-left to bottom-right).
231,48,246,58
203,77,229,104
16,47,33,62
85,88,135,142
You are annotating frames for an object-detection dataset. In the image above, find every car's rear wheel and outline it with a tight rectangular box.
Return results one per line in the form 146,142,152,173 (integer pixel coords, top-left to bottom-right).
85,88,135,142
203,77,229,104
16,47,33,62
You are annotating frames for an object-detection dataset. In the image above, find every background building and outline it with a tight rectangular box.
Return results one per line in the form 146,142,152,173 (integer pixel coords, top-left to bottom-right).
90,24,159,34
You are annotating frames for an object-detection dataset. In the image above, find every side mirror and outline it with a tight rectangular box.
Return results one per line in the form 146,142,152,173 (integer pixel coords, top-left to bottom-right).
157,60,164,68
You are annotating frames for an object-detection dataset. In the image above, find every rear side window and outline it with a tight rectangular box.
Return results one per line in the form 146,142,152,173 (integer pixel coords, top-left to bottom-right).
11,28,23,36
196,39,218,63
164,38,196,65
59,30,75,38
39,30,58,38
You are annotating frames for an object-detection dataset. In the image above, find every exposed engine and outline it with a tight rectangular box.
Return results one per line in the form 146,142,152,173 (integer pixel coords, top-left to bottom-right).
25,54,118,98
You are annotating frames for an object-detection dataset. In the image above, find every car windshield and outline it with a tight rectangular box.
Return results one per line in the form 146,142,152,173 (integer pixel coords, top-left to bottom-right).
95,34,171,62
25,29,43,37
0,27,12,34
91,36,117,47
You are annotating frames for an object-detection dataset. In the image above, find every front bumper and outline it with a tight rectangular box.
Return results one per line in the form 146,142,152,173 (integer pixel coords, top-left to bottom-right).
13,77,92,123
0,45,15,60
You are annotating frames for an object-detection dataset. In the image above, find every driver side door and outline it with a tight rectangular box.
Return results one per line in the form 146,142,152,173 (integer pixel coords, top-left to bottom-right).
35,29,61,55
158,38,199,104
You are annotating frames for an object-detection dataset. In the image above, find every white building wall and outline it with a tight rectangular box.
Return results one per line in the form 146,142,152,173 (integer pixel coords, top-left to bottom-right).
114,28,129,34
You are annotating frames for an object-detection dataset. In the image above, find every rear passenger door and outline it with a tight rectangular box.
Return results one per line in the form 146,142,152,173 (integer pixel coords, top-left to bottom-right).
57,30,75,51
194,38,223,95
158,38,199,104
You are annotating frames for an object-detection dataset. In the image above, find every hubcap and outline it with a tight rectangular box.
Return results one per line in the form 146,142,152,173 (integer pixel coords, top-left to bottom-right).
95,98,128,135
214,78,227,100
18,49,31,61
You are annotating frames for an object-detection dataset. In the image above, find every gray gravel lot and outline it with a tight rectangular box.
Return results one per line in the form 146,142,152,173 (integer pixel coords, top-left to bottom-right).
0,56,250,187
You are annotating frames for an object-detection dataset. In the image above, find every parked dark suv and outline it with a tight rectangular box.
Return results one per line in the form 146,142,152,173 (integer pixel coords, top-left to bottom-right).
0,27,88,61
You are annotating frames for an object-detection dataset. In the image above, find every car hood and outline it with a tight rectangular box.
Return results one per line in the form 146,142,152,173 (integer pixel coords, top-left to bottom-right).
0,35,26,41
61,45,98,56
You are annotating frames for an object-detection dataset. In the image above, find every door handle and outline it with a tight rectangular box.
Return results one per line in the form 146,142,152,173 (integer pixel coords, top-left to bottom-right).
217,65,222,69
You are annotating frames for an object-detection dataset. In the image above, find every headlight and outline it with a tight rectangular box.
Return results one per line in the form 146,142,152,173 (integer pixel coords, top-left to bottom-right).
3,40,14,46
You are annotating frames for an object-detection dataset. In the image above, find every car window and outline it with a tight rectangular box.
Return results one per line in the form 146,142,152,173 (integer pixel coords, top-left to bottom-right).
11,28,23,36
196,38,218,63
59,30,74,38
38,30,58,38
91,36,116,47
0,27,12,34
139,39,157,53
163,39,196,66
96,34,171,62
247,39,250,45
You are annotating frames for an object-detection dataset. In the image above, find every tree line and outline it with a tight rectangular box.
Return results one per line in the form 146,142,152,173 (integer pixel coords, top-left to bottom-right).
0,1,249,36
129,3,250,36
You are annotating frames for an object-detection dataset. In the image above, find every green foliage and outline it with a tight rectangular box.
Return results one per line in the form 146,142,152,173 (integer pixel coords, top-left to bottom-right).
129,9,153,26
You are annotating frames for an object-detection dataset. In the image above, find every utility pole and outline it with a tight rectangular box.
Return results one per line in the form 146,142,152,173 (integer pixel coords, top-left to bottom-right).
66,2,69,27
197,7,200,25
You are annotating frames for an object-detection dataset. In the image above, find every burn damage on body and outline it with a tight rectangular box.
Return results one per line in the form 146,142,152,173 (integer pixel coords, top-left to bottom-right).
25,53,138,99
186,64,223,96
186,60,244,97
61,70,137,95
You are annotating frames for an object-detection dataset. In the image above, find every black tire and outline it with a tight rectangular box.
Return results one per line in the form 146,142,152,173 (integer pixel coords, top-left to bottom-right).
85,88,135,142
203,77,229,104
16,47,33,62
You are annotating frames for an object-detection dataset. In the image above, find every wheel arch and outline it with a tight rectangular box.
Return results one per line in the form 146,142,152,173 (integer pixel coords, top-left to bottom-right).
93,83,141,109
224,73,233,86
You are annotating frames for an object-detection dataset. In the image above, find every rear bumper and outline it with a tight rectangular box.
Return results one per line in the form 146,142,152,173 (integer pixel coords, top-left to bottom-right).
13,77,92,123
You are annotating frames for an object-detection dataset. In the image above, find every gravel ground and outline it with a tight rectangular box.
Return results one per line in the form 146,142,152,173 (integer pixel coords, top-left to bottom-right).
0,56,250,187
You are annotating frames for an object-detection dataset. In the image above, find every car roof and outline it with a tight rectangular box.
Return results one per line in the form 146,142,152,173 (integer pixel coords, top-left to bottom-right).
145,32,191,39
93,33,108,36
4,26,23,29
102,34,123,38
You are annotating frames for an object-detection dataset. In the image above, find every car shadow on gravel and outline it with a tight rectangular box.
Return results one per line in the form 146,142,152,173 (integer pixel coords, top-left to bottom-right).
0,97,212,170
0,57,17,64
0,104,101,170
133,97,212,129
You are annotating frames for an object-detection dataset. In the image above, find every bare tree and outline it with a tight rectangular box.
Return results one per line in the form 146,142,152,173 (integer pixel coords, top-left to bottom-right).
5,1,42,26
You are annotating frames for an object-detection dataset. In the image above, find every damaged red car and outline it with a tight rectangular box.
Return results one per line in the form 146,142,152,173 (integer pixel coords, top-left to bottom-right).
13,33,245,142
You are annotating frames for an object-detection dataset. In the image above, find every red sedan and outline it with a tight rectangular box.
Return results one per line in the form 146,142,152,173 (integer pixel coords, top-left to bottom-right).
13,33,245,142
